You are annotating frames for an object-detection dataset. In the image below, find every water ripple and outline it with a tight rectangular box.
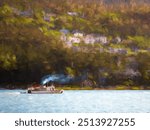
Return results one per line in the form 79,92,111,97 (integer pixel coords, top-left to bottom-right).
0,90,150,113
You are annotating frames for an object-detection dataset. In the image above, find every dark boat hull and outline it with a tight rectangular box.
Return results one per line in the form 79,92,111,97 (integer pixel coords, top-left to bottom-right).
29,90,63,94
21,89,64,94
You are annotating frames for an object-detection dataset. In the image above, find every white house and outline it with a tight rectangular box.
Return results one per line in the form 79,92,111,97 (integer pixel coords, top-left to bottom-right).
83,34,107,44
112,36,122,44
65,37,81,48
72,30,84,37
94,35,107,44
60,31,109,47
67,12,78,16
83,34,95,44
68,36,81,44
73,32,84,37
115,36,122,43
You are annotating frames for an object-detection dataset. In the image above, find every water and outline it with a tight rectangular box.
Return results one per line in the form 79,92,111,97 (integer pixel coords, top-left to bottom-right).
0,90,150,113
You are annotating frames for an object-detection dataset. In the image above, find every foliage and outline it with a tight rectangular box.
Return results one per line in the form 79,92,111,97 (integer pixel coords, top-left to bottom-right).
0,1,149,88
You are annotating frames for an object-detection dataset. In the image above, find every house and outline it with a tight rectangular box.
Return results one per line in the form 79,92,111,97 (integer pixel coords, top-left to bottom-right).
83,34,95,44
60,29,72,47
112,36,122,44
62,35,81,48
73,32,84,37
60,29,70,35
83,34,108,44
12,7,20,15
115,36,122,43
60,30,83,46
44,13,56,22
68,36,81,44
65,41,72,48
72,30,84,37
19,10,33,17
94,35,108,45
117,49,127,54
67,12,78,16
108,47,127,54
60,31,109,47
60,35,67,41
44,14,50,21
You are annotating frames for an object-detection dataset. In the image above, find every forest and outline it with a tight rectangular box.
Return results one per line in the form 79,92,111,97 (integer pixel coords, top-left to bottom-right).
0,0,150,89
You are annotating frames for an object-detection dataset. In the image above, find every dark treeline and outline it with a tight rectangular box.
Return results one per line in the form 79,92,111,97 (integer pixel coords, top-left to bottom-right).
0,0,150,89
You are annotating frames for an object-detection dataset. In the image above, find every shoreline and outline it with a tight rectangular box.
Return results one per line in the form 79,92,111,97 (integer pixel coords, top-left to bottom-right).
0,85,150,90
0,83,150,90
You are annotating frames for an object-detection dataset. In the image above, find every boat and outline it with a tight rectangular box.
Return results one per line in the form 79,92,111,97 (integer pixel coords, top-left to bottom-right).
23,75,65,94
24,83,64,94
27,89,63,94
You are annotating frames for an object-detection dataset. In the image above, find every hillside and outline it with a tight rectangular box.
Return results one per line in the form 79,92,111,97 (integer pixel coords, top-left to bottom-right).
0,0,150,89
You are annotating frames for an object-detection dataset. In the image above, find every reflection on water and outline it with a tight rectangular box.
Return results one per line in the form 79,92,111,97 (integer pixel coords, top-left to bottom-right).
0,90,150,113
